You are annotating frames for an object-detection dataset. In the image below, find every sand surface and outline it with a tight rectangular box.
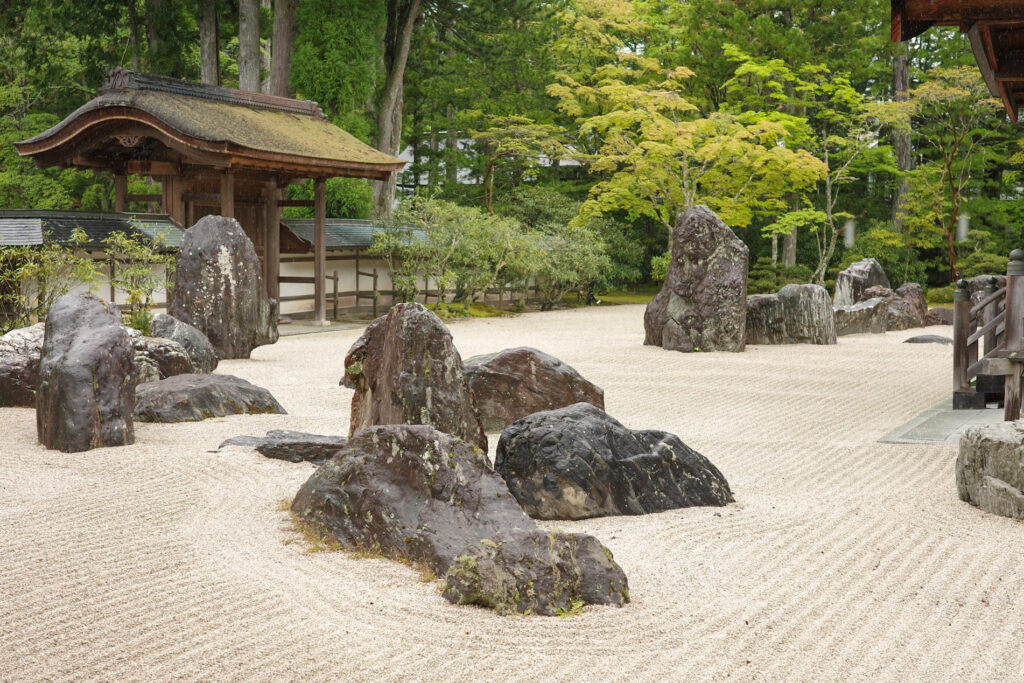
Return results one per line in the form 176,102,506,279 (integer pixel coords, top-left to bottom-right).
2,305,1023,681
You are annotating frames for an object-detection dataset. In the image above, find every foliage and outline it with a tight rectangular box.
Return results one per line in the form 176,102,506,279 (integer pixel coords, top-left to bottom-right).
842,226,928,290
532,222,611,310
650,252,670,283
103,230,174,327
747,257,814,295
0,229,99,333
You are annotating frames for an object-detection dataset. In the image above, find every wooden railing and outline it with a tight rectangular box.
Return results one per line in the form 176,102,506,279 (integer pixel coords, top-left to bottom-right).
953,249,1024,419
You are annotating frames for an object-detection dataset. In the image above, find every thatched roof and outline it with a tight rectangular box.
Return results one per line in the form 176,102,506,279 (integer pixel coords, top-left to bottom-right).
15,69,405,179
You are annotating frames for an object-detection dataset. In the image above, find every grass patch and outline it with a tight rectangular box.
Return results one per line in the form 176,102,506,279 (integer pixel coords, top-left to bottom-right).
594,285,660,305
429,301,509,319
283,509,344,553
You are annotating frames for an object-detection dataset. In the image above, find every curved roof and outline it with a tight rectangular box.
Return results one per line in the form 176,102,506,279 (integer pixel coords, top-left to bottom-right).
15,69,405,179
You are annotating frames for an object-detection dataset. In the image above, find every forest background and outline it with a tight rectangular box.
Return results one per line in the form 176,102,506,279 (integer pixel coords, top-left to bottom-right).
2,0,1022,305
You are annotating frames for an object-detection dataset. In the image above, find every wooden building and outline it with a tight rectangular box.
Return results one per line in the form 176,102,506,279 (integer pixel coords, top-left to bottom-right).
891,0,1024,122
13,68,405,325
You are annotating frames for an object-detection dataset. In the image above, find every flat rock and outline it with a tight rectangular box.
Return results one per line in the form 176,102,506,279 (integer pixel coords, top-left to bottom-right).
957,422,1024,520
292,424,628,615
644,205,748,352
464,347,604,431
167,215,278,360
904,335,953,345
135,373,286,422
151,313,218,373
0,323,45,407
36,293,135,452
343,303,486,450
833,258,890,307
219,430,347,463
745,284,836,345
862,283,927,330
834,297,888,336
495,402,733,520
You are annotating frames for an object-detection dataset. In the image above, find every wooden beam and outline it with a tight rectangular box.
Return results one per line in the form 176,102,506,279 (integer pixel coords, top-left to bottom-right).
278,199,315,207
114,175,127,213
264,178,281,304
220,172,234,218
125,160,180,176
313,177,327,325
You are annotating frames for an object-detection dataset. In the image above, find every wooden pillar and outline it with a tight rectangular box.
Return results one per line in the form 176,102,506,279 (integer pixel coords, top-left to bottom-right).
114,174,127,213
1004,250,1024,420
264,178,281,304
953,279,971,392
313,177,328,325
166,175,185,226
220,172,234,218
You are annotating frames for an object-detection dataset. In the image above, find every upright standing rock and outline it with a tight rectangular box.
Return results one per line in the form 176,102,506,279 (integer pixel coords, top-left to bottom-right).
36,293,135,452
644,206,748,352
168,215,278,360
745,284,837,345
833,258,890,307
957,422,1024,520
0,323,45,407
342,303,486,450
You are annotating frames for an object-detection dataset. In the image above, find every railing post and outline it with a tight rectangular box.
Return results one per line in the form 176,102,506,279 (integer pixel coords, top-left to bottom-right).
1003,250,1024,420
332,270,338,321
953,279,971,393
983,276,998,353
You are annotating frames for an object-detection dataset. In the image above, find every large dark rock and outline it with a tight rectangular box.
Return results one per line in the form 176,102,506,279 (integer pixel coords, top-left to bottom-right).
644,206,748,352
151,313,218,374
834,297,888,336
134,373,286,422
861,283,927,331
292,424,629,615
464,347,604,432
833,258,890,307
126,328,193,382
219,430,347,463
966,275,1006,309
342,303,486,450
495,402,733,520
924,307,954,326
957,422,1024,520
0,323,45,407
745,284,836,345
904,335,953,345
167,215,278,360
36,293,135,452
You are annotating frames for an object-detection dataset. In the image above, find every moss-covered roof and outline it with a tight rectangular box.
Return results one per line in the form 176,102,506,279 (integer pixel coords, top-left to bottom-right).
17,69,405,176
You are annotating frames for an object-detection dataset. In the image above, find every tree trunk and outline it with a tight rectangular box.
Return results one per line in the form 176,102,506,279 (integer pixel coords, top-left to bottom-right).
145,0,166,70
269,0,297,97
445,104,458,185
199,0,220,85
782,228,797,267
373,0,423,218
238,0,261,92
892,44,912,230
128,0,141,70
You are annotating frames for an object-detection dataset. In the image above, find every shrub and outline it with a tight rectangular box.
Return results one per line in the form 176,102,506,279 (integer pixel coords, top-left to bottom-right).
104,230,175,330
746,257,813,294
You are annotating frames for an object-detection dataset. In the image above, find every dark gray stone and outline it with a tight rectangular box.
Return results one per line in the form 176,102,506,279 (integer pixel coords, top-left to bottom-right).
904,335,953,345
343,303,486,450
645,206,748,352
0,323,45,407
745,284,836,345
168,215,278,360
151,313,218,374
292,424,628,615
834,298,888,336
126,328,193,382
36,293,135,452
966,275,1006,309
495,402,733,520
925,307,954,326
135,373,286,422
957,422,1024,519
861,283,927,330
833,258,890,307
219,430,347,463
464,347,604,432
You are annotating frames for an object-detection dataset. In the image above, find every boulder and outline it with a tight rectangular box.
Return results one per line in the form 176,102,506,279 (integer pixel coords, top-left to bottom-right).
966,275,1006,308
957,422,1024,520
834,298,888,336
219,430,347,464
495,402,733,520
126,328,193,382
0,323,45,407
833,258,890,307
925,307,954,326
36,293,135,452
644,206,748,352
167,215,278,360
861,283,927,330
134,373,286,422
904,335,953,345
151,313,218,374
291,424,629,615
463,347,604,431
745,284,836,345
342,303,486,450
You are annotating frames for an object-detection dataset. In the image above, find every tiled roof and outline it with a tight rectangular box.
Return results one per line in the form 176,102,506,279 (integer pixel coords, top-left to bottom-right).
281,218,425,250
0,211,183,250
